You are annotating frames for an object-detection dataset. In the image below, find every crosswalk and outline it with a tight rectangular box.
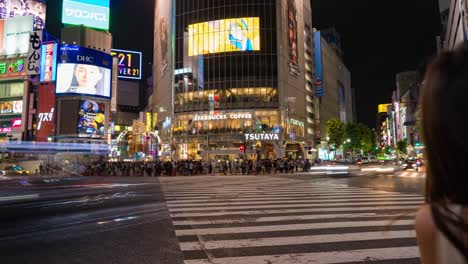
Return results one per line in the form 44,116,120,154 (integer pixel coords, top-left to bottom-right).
357,170,426,178
160,176,423,264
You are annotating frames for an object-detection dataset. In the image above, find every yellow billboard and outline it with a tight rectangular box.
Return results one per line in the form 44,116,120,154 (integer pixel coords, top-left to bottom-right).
378,104,391,113
188,17,260,56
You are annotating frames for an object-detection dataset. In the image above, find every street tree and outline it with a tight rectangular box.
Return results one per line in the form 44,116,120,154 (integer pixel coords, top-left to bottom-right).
325,118,345,149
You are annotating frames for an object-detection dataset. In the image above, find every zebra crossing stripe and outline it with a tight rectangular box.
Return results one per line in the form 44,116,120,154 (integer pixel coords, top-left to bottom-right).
172,212,416,226
170,205,419,218
167,197,424,208
174,219,415,236
183,246,420,264
165,194,422,204
168,201,422,213
179,230,416,250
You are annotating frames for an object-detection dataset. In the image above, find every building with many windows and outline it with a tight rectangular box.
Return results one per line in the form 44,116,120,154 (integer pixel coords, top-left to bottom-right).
152,0,315,160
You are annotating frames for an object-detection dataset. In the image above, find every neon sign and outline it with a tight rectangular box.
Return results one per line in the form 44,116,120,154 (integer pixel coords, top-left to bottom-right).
111,49,142,80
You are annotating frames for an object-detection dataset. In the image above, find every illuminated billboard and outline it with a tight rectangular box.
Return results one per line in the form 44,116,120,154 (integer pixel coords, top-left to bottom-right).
0,100,23,115
36,83,55,142
40,42,58,82
378,104,391,113
78,100,105,137
56,45,112,98
0,0,46,30
188,17,260,56
62,0,110,30
111,49,142,80
1,15,34,56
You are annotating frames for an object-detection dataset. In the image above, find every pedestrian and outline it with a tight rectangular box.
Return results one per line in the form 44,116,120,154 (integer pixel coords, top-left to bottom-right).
415,43,468,264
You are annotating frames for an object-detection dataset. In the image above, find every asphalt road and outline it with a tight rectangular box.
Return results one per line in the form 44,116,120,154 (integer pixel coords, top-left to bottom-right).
0,169,426,264
0,176,183,264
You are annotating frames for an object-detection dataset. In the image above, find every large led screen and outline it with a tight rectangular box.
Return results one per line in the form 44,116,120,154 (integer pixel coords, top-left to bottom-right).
56,64,111,97
62,0,110,30
188,17,260,56
56,45,112,98
0,0,46,30
78,99,105,137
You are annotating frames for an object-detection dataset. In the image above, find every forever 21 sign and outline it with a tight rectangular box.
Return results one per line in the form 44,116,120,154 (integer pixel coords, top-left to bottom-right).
111,49,142,80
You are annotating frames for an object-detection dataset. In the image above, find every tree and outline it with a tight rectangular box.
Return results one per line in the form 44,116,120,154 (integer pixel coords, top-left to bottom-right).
396,140,407,158
325,118,345,149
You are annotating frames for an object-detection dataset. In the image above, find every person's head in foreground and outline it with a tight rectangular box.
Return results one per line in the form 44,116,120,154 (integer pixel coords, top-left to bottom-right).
415,42,468,264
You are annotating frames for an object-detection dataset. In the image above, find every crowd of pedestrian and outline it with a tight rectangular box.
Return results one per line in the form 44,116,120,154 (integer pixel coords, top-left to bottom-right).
38,158,323,177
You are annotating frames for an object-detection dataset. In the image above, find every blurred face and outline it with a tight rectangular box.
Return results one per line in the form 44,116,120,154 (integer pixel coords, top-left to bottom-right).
74,65,102,88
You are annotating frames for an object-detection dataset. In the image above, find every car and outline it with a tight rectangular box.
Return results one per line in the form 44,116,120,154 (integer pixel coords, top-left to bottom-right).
3,165,30,176
400,160,415,170
361,157,370,164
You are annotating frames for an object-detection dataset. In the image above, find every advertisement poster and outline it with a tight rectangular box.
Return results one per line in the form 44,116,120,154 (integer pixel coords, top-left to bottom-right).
78,100,105,137
287,0,299,76
188,17,260,56
62,0,109,30
2,15,33,56
40,42,57,82
0,99,22,114
158,15,168,74
56,45,112,98
0,0,46,30
36,83,55,141
314,31,324,97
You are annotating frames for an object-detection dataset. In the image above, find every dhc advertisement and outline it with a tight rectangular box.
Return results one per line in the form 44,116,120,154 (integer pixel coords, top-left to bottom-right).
56,45,112,98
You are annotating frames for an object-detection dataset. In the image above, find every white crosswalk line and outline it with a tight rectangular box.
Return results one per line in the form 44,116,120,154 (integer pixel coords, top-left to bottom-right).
179,230,416,250
184,246,420,264
170,205,419,218
174,219,414,236
172,212,416,226
161,176,422,264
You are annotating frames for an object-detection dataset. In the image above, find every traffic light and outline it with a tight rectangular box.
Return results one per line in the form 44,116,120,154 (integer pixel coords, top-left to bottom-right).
240,144,245,152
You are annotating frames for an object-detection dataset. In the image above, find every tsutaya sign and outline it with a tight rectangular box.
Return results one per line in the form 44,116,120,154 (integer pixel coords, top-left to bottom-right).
245,133,280,141
194,113,252,121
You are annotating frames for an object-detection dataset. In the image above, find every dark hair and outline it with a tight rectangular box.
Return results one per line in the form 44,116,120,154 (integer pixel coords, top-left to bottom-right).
70,64,104,95
422,42,468,204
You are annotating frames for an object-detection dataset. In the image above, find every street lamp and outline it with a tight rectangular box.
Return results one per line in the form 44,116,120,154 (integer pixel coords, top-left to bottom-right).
326,136,330,141
347,138,351,143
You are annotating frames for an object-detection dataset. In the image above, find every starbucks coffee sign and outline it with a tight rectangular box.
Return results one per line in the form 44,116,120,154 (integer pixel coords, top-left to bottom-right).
245,133,280,141
194,113,252,121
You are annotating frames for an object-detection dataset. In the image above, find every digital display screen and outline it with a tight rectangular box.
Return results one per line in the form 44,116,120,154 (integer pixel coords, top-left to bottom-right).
188,17,260,56
0,0,46,30
78,99,105,137
62,0,110,30
40,43,58,82
111,49,142,80
56,63,111,98
56,45,112,98
0,100,23,115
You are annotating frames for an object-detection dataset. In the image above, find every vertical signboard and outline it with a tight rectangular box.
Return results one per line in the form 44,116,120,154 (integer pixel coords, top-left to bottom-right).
314,31,324,97
40,42,58,82
287,0,300,76
111,56,117,112
36,83,56,142
27,30,42,75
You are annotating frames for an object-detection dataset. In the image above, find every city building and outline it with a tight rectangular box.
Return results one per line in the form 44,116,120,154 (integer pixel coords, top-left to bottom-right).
152,0,315,161
442,0,466,49
0,1,48,142
314,29,353,159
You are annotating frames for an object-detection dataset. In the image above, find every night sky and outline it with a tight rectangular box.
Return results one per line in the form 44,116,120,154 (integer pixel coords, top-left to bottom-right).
45,0,442,127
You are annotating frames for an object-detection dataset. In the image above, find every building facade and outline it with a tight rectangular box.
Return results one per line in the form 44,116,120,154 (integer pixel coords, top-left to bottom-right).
443,0,467,49
153,0,314,160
